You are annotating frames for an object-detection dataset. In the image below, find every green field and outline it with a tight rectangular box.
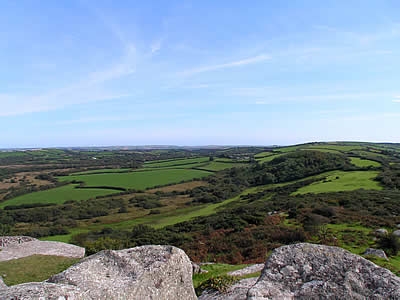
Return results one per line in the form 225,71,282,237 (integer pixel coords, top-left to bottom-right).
0,185,120,208
59,168,212,190
306,144,364,152
0,255,79,286
256,154,283,164
350,157,381,168
292,171,382,195
275,143,364,154
254,151,275,158
144,157,210,168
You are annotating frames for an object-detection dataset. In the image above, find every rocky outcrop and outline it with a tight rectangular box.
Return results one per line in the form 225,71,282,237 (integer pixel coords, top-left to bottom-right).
1,243,399,299
199,278,258,300
0,239,85,261
228,264,264,277
247,243,400,299
0,282,83,299
363,248,388,260
192,262,208,274
393,229,400,237
374,228,388,236
0,236,36,249
0,245,197,300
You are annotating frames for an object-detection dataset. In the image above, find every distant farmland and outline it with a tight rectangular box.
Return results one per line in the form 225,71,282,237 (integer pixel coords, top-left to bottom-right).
59,168,212,190
292,170,382,195
0,184,120,208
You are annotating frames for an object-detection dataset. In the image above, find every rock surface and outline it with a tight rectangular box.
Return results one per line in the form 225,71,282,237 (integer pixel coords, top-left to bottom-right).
0,239,85,261
47,245,196,300
228,264,264,277
247,243,400,300
374,228,388,236
0,236,36,249
393,229,400,237
0,282,82,299
0,245,196,300
363,248,388,260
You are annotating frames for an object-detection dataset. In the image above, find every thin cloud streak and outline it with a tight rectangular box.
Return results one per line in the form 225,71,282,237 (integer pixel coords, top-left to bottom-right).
179,54,271,76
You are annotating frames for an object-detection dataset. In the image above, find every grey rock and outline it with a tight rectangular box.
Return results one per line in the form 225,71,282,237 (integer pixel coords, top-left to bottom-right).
392,230,400,237
228,264,264,277
0,276,7,289
1,245,196,300
374,228,388,237
0,282,83,299
0,240,85,262
199,277,258,300
396,224,400,229
0,236,36,249
48,245,196,300
247,243,400,300
363,248,388,260
192,262,208,274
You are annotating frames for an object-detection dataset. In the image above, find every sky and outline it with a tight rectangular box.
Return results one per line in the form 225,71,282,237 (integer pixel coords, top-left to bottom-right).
1,0,400,148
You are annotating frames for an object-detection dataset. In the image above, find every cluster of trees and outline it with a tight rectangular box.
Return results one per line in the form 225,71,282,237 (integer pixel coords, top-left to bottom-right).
0,197,129,237
190,151,351,204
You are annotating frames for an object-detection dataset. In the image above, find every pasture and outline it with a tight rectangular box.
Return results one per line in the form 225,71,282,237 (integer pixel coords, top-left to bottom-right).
144,157,209,168
256,154,283,164
0,185,120,208
350,157,381,168
292,171,382,195
59,168,212,190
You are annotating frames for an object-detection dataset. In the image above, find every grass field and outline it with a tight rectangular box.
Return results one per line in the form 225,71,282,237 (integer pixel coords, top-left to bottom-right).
292,171,382,195
254,151,275,158
0,255,79,286
256,154,283,164
59,168,212,190
144,157,209,168
0,185,120,208
306,144,364,152
350,157,381,168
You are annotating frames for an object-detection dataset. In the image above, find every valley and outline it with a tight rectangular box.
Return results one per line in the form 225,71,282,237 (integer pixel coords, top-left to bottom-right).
0,141,400,286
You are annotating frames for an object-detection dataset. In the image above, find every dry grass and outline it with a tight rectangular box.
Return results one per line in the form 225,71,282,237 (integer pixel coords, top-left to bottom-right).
147,180,207,193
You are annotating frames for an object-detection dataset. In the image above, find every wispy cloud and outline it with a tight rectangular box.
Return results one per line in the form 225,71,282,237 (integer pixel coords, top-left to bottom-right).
393,96,400,102
179,54,271,76
150,37,165,54
0,5,137,118
0,90,131,117
232,88,397,104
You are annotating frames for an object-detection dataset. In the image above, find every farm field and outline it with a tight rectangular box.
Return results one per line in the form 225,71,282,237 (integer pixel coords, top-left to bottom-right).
255,153,283,164
292,170,382,195
143,157,209,168
59,168,212,190
350,157,381,168
254,151,275,158
0,184,121,208
305,144,364,152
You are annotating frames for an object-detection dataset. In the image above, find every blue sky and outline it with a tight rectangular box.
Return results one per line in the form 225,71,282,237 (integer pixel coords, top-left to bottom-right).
1,1,400,148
